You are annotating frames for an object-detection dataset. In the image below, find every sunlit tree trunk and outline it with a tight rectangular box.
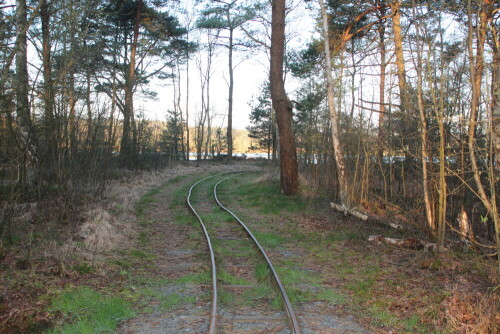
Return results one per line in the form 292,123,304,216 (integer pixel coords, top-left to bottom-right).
492,18,500,170
185,28,190,161
412,0,435,234
391,1,408,114
377,3,388,202
377,7,387,152
319,0,349,206
270,0,299,195
467,0,499,268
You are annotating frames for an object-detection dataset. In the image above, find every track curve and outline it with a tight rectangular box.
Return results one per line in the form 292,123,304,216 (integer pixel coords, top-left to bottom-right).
214,174,301,334
186,172,301,334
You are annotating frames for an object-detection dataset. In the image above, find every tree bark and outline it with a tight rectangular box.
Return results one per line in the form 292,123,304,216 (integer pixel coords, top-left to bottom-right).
319,0,349,206
270,0,299,195
391,1,409,114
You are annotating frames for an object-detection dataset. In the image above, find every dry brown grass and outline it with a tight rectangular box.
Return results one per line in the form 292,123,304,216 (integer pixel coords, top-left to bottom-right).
79,208,123,251
443,289,500,334
78,162,261,254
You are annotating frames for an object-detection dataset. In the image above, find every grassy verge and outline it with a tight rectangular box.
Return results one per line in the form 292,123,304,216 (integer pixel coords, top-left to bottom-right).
46,172,204,332
217,173,500,333
48,287,133,334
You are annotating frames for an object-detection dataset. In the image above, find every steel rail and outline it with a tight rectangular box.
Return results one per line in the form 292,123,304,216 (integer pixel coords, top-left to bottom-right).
187,172,234,334
213,174,302,334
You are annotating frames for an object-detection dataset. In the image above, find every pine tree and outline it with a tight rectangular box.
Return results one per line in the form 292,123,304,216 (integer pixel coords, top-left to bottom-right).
247,81,276,160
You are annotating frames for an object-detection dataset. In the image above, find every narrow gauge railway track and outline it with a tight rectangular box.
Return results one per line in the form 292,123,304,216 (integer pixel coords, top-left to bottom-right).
187,172,301,334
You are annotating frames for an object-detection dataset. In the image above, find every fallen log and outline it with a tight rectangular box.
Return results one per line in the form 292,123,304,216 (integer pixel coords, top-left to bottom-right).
368,235,437,252
330,202,368,221
330,202,403,230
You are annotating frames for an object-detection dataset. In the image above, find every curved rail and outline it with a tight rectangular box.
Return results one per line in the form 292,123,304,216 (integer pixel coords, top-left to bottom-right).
213,174,302,334
187,173,231,334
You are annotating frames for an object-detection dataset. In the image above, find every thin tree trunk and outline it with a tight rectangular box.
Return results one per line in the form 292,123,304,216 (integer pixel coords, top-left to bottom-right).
319,0,349,206
15,0,33,185
491,16,499,170
377,3,387,156
270,0,299,195
86,68,92,146
185,32,190,161
227,26,234,161
377,10,388,202
41,0,57,179
176,62,185,158
412,0,435,233
467,0,499,268
67,0,77,156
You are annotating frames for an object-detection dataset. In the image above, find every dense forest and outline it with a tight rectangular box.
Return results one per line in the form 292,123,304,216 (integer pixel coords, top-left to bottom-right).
0,0,499,332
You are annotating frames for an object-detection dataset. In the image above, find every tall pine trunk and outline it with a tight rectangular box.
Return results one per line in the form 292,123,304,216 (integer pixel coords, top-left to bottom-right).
121,0,142,163
270,0,299,195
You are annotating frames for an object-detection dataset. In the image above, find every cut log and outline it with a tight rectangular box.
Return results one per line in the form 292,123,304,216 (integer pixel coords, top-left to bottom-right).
368,235,437,252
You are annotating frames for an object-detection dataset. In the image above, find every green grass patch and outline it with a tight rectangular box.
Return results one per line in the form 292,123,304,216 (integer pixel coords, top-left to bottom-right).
130,249,155,261
138,218,153,227
369,306,400,328
218,269,252,285
275,266,319,286
203,211,234,223
138,231,149,245
49,286,133,334
218,287,234,305
241,286,278,308
254,231,284,248
220,178,306,215
175,271,211,285
135,187,161,215
315,288,345,304
173,212,195,225
160,293,196,310
346,277,376,300
72,263,94,275
254,262,271,282
170,184,191,209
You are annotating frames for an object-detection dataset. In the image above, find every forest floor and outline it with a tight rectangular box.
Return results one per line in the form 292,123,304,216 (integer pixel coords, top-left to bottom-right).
0,162,498,333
